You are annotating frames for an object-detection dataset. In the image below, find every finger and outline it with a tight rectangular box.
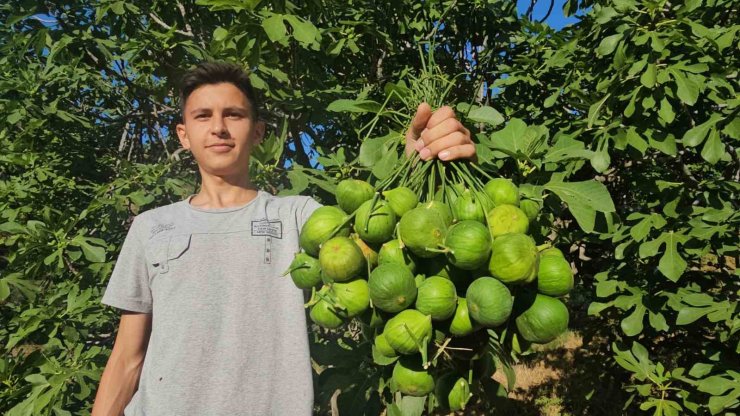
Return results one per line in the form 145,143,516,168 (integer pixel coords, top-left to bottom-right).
438,143,477,162
425,106,456,130
419,131,469,161
405,102,432,143
419,117,466,148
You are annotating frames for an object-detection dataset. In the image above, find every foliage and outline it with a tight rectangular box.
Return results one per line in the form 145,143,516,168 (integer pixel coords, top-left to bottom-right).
493,0,739,414
0,0,737,415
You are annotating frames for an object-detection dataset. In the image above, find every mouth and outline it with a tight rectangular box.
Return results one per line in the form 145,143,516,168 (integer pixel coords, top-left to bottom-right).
206,143,235,152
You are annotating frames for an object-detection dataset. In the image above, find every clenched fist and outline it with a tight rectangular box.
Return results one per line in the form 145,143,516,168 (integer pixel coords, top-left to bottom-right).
405,102,476,162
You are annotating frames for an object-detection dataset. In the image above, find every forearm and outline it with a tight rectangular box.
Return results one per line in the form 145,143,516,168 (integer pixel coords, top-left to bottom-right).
91,352,145,416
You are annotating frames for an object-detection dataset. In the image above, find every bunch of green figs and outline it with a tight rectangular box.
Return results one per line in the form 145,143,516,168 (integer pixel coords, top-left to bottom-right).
285,178,574,411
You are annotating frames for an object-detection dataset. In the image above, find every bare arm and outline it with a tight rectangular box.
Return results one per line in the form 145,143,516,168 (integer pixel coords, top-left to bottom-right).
92,311,152,416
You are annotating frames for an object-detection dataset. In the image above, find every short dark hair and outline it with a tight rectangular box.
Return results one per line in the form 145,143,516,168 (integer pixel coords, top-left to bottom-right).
179,61,260,119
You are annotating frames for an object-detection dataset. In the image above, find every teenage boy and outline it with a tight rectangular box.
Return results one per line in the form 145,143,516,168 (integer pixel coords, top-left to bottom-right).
91,61,476,416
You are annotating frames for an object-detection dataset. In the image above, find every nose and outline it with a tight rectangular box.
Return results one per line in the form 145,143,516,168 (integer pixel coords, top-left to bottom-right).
210,115,229,138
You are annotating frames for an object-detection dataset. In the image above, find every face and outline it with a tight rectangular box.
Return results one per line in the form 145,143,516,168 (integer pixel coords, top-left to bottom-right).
176,82,265,179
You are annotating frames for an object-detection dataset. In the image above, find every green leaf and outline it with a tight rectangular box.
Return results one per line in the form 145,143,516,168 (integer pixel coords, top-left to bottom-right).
640,63,657,88
588,301,613,315
544,180,616,233
639,235,664,259
683,114,722,147
658,232,687,281
544,135,593,163
0,279,9,301
648,131,677,156
327,99,381,114
676,306,708,325
213,27,228,42
597,34,623,56
650,33,666,52
723,117,740,139
630,214,661,241
697,376,737,395
371,346,398,366
595,6,619,24
716,27,739,52
648,311,669,332
596,280,619,298
587,94,611,128
488,118,528,156
624,89,638,117
466,105,504,126
261,14,287,42
285,15,321,47
543,90,559,108
372,149,399,180
669,69,700,105
281,169,309,195
688,363,714,378
625,128,648,153
391,394,426,416
709,391,740,415
80,241,106,263
658,98,675,124
591,148,610,172
621,304,646,336
128,191,155,206
359,132,397,167
700,128,725,164
7,110,23,124
110,1,125,15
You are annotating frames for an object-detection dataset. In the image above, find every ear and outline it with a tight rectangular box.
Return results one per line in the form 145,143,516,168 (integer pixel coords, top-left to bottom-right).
252,120,266,146
176,123,191,149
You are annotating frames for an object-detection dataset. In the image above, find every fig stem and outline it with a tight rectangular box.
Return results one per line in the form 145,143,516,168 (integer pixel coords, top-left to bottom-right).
315,290,345,312
281,263,310,277
420,335,430,369
464,160,494,182
536,243,552,252
425,246,449,254
365,193,381,233
431,337,452,364
303,287,318,308
327,211,357,240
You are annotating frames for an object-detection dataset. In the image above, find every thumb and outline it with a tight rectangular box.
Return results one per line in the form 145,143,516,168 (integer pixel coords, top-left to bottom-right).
405,102,432,142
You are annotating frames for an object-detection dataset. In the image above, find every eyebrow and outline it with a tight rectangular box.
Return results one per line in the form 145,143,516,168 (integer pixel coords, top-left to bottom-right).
189,106,249,115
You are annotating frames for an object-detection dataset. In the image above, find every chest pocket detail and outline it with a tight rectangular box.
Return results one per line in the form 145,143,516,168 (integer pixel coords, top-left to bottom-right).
151,234,192,274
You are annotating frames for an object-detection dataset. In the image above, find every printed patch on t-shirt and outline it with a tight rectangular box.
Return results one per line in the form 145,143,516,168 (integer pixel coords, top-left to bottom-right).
251,220,283,239
150,223,175,237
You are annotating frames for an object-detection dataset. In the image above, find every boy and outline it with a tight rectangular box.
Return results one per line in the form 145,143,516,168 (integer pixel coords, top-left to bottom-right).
91,61,475,415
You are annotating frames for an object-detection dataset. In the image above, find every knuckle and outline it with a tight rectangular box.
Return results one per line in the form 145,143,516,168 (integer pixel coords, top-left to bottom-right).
444,118,459,130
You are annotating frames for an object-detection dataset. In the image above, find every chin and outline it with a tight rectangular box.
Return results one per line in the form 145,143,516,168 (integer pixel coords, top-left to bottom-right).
200,161,250,178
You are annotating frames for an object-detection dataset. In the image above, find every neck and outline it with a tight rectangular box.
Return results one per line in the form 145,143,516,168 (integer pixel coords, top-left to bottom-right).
190,170,259,209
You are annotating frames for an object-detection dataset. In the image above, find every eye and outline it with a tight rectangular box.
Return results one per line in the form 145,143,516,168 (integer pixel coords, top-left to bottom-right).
194,113,209,119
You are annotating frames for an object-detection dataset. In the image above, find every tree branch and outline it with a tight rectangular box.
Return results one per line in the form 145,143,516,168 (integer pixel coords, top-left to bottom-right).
148,12,194,37
538,0,556,23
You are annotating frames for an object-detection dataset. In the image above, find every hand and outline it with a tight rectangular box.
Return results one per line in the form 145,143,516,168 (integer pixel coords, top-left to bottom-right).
405,102,477,162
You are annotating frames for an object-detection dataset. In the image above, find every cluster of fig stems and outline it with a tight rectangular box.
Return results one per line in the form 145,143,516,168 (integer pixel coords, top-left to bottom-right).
377,153,497,211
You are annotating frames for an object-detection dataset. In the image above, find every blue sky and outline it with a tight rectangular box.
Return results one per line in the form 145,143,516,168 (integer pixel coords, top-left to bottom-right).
517,0,580,30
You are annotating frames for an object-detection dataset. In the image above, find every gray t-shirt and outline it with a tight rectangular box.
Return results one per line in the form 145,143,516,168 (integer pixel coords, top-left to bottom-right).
101,190,322,416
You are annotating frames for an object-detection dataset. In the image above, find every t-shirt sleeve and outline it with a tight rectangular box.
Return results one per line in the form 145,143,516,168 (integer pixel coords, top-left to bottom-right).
297,197,323,230
101,217,153,313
